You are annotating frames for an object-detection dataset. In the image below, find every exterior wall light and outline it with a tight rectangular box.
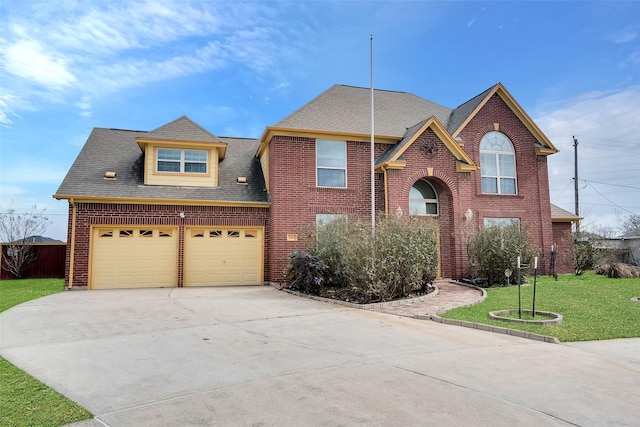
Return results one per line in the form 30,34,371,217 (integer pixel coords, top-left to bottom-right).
464,208,473,221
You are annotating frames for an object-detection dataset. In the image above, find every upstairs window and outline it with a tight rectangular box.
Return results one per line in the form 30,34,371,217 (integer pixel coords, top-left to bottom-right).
409,180,438,216
484,217,520,228
316,140,346,187
157,148,207,174
480,132,516,194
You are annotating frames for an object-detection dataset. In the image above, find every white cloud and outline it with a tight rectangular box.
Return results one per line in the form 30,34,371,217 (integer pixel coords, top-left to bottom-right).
4,39,77,89
0,1,299,123
535,87,640,233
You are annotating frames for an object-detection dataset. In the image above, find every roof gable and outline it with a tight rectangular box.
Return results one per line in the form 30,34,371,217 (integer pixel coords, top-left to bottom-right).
144,115,223,143
449,83,558,154
376,117,478,172
136,115,227,159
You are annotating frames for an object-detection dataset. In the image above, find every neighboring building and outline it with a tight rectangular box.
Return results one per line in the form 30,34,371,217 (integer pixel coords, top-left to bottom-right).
55,83,577,289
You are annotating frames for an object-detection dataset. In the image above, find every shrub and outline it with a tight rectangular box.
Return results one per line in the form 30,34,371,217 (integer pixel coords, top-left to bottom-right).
285,215,439,302
465,223,538,286
283,250,329,293
372,215,438,300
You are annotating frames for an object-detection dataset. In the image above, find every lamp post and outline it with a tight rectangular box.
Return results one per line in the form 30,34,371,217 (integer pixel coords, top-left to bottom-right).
517,256,521,319
532,257,538,318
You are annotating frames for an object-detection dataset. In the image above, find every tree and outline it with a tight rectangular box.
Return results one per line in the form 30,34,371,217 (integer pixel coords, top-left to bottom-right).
0,207,49,279
620,214,640,237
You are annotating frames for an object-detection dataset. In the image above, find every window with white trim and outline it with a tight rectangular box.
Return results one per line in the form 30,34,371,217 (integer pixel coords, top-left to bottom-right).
316,140,346,187
316,213,347,228
409,180,438,216
480,132,516,194
157,148,207,174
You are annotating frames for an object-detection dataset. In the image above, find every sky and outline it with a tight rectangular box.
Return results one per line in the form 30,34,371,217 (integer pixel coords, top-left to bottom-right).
1,0,639,241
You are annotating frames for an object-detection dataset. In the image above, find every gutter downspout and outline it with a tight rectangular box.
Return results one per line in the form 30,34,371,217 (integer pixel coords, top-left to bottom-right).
68,199,77,289
382,166,389,215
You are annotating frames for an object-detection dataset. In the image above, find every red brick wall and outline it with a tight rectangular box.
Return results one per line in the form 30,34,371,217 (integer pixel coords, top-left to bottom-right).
552,222,575,274
266,136,386,283
65,203,269,287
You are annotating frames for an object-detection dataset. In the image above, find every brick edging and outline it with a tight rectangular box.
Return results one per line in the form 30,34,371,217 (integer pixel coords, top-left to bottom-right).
429,314,560,343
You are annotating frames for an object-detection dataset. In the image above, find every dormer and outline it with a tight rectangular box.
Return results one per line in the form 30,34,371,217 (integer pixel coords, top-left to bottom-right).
135,116,227,188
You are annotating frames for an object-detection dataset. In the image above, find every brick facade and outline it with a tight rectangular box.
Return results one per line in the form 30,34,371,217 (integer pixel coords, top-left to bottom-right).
265,94,555,281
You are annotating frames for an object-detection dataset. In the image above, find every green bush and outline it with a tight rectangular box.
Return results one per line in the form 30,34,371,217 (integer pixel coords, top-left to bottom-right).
285,215,439,302
465,223,538,286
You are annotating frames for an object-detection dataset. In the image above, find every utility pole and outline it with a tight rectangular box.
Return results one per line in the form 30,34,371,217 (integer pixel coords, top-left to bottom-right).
573,136,580,234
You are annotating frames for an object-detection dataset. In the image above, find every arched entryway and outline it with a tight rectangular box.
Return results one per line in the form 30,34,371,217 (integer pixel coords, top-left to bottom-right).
407,177,455,278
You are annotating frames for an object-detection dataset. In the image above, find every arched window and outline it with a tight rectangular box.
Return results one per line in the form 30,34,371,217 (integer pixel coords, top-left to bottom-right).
480,132,517,194
409,180,438,215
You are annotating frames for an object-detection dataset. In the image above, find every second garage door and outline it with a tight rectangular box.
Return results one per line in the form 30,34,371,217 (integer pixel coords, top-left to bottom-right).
185,227,263,286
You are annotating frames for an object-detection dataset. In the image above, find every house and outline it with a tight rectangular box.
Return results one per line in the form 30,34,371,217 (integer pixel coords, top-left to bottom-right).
54,83,578,289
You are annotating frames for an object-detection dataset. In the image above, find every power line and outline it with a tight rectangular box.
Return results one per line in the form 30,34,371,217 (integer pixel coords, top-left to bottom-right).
579,136,637,145
584,182,637,214
583,179,640,190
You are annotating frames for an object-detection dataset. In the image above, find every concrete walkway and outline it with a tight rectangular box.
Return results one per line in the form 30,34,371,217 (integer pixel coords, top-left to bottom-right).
1,286,639,427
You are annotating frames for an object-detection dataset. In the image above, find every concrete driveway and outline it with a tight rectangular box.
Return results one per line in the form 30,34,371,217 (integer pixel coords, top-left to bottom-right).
1,286,639,427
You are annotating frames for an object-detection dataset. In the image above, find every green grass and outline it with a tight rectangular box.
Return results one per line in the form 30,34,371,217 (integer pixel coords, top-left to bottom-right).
443,271,640,342
0,278,66,312
0,278,92,427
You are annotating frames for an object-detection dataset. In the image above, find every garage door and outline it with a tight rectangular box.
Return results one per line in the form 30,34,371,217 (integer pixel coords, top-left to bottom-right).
91,227,178,289
185,228,263,286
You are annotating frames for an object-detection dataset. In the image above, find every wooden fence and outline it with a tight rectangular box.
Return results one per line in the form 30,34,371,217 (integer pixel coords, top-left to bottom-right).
0,242,66,280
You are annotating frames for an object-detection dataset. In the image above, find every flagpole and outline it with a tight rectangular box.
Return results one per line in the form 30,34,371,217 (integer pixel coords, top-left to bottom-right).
370,34,375,236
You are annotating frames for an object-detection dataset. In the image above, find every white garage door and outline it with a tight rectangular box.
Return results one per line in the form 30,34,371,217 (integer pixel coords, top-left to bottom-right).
185,227,263,286
91,227,178,289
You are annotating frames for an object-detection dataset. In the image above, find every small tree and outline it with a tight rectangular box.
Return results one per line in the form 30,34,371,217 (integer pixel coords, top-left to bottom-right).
465,223,538,286
620,214,640,237
572,234,595,276
0,207,49,278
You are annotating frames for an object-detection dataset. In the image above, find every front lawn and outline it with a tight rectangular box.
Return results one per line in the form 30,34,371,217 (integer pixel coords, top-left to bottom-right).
0,278,92,427
442,271,640,342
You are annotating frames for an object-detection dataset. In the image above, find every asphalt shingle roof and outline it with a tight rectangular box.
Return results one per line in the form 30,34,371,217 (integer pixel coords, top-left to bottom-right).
550,204,581,221
55,127,268,204
276,84,452,138
145,115,224,143
447,85,497,134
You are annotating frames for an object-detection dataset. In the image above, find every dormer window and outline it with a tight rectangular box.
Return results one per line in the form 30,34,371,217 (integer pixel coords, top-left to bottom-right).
157,148,207,174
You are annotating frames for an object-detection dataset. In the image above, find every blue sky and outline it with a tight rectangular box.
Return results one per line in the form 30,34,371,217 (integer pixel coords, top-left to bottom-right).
1,0,639,241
